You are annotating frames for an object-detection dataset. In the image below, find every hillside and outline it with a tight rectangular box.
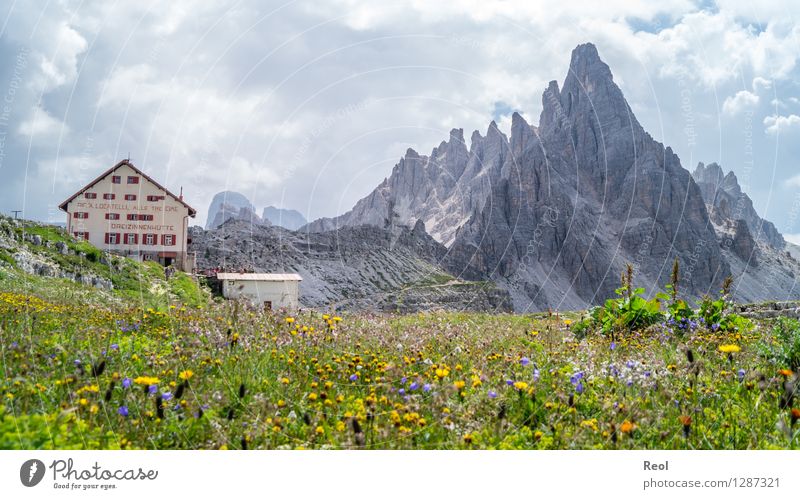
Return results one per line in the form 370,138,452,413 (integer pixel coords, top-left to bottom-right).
0,215,207,309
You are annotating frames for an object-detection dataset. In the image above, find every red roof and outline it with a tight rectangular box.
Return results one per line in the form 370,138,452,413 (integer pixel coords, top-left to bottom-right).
58,159,196,217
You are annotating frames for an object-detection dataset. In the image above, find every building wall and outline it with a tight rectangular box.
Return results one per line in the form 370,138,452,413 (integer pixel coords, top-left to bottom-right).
222,280,300,310
64,164,194,271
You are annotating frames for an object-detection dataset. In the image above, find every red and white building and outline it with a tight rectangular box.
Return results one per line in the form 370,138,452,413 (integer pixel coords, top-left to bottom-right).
59,159,197,271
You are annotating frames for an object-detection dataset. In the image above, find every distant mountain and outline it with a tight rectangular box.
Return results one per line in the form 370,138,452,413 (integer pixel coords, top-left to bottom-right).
262,206,306,230
205,191,264,229
692,162,784,249
300,42,800,310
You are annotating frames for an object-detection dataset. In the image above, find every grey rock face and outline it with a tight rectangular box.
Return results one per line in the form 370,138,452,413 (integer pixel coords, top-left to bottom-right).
231,43,797,311
692,162,785,249
262,206,307,230
190,220,512,313
206,191,265,229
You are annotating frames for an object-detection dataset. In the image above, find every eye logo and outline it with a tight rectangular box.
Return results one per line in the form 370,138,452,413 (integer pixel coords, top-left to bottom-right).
20,459,45,487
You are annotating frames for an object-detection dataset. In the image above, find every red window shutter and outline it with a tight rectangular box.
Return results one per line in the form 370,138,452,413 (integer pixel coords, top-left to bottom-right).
112,176,121,184
104,233,110,244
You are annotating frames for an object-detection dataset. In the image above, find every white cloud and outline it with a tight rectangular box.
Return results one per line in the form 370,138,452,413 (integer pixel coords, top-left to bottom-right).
753,76,772,92
787,174,800,188
722,90,759,115
764,114,800,134
785,233,800,245
17,106,67,138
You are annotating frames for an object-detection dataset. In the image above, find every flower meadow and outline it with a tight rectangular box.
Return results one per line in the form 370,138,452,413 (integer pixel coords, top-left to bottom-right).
2,276,800,450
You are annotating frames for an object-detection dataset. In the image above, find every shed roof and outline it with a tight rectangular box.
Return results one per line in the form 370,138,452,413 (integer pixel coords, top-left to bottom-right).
217,273,303,281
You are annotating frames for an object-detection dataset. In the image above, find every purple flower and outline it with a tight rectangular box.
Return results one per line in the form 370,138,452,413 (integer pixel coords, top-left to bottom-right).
533,369,540,382
626,360,635,369
423,383,432,392
398,388,405,395
409,382,419,391
644,371,651,378
110,344,119,351
117,405,129,417
401,377,407,384
575,381,584,394
349,374,358,382
520,357,530,366
74,359,82,366
162,392,173,401
711,323,720,332
148,384,158,395
488,390,497,399
506,379,514,386
610,342,616,351
737,368,746,381
122,377,132,389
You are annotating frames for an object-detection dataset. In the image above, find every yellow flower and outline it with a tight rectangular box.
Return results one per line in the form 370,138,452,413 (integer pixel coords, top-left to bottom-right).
435,367,450,379
315,426,325,435
285,317,295,324
454,380,466,390
79,398,89,406
513,381,528,391
620,420,634,434
308,393,318,401
718,344,740,354
133,376,160,386
178,370,194,381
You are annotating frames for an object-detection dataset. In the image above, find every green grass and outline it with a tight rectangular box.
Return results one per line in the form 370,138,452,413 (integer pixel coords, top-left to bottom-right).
1,280,798,449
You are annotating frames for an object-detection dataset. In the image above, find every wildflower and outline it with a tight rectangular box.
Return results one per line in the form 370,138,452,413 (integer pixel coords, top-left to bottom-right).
679,415,692,438
285,317,295,324
718,344,740,354
315,426,325,435
792,408,800,427
133,376,160,386
409,382,419,391
423,384,432,392
737,369,746,381
454,380,466,390
610,342,616,351
178,370,194,381
575,381,584,394
520,357,530,366
620,420,634,434
463,434,473,444
488,390,497,399
779,369,794,377
513,381,528,391
435,367,449,379
533,369,540,382
148,384,158,395
349,374,358,382
121,377,132,389
118,405,129,417
162,392,173,401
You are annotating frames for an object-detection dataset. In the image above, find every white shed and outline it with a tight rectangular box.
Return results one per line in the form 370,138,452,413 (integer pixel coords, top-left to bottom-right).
217,273,302,310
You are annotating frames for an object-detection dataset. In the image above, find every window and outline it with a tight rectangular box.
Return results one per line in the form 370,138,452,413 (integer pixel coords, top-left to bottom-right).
84,192,97,199
127,214,137,221
74,232,89,240
147,195,165,202
127,176,140,184
103,193,115,200
104,233,120,244
73,212,89,219
105,213,120,220
124,233,138,245
144,234,156,246
140,214,154,221
124,194,137,201
162,234,176,246
112,176,121,184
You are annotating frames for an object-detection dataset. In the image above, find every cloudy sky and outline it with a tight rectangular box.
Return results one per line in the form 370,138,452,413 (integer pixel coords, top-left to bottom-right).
1,1,800,242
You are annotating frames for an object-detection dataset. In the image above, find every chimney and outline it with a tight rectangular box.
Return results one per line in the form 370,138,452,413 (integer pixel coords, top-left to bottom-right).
179,186,183,200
